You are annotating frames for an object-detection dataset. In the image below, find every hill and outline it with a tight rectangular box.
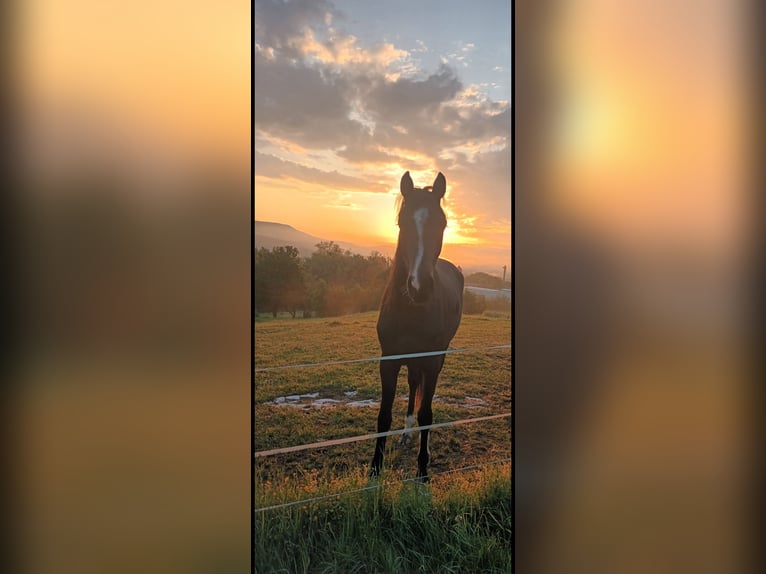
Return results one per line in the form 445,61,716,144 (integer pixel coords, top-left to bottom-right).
465,271,510,290
254,221,388,258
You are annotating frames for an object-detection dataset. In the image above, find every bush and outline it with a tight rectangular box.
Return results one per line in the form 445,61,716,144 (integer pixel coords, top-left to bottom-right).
484,295,510,315
463,290,487,315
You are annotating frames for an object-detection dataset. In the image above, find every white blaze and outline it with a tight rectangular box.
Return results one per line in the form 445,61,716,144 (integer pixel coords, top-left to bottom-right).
411,208,429,290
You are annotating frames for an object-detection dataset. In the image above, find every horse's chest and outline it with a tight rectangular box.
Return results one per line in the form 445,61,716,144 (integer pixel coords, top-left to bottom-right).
377,308,447,352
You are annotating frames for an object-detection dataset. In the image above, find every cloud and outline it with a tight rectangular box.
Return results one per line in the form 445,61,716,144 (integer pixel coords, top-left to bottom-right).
254,0,341,58
415,140,511,248
449,147,511,213
255,0,409,75
365,63,463,120
298,29,409,71
413,40,429,53
255,1,509,155
254,0,510,243
255,151,388,193
255,48,371,149
335,143,404,165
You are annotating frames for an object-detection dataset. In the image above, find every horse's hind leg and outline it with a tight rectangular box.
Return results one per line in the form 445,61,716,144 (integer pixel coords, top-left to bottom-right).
399,367,422,446
416,370,439,482
370,359,400,477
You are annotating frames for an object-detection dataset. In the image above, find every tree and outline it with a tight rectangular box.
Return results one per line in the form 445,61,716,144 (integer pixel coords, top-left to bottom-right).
255,245,305,317
303,274,327,318
303,241,348,283
462,289,487,315
301,243,392,317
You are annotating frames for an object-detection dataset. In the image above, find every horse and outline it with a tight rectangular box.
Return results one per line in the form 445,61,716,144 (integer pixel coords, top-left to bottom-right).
369,171,464,482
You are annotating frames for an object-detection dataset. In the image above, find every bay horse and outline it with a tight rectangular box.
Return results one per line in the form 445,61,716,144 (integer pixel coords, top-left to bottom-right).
369,171,464,482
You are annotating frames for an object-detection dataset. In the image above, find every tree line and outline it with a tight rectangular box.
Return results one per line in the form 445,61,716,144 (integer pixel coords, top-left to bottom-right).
255,242,510,319
255,242,391,318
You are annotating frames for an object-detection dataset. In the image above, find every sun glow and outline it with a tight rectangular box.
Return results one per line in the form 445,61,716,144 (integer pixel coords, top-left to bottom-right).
444,219,482,246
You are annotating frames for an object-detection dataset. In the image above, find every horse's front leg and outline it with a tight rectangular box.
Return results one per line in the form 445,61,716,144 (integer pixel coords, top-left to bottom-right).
399,367,422,446
369,359,400,477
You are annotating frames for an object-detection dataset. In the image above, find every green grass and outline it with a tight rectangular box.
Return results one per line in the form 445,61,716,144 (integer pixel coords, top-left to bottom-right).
255,463,511,573
255,312,511,572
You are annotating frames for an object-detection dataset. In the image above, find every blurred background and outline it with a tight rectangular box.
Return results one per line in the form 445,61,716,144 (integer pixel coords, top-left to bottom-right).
6,1,250,573
4,0,761,572
515,1,759,573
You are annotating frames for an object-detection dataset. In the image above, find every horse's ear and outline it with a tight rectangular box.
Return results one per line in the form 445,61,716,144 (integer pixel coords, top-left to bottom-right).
400,171,414,197
432,172,446,198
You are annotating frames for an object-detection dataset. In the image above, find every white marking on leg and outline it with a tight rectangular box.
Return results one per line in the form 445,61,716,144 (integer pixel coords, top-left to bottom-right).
411,208,428,290
405,414,416,431
400,414,417,445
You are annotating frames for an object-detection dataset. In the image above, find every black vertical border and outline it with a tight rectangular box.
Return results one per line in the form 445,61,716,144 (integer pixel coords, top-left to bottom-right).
509,0,516,570
250,0,256,569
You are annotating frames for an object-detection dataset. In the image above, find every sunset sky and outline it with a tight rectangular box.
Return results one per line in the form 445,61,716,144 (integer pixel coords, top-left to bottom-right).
255,0,511,266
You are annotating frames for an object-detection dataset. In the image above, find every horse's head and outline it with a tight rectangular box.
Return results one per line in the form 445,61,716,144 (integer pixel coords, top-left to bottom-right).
396,171,448,304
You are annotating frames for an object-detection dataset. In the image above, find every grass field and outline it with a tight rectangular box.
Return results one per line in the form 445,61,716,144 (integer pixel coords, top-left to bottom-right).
254,312,511,572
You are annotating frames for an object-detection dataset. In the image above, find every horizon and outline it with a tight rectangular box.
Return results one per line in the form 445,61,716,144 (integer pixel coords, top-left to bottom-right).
255,217,510,277
254,0,511,255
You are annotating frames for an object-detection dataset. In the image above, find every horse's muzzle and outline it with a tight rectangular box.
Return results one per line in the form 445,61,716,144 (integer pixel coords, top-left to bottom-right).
408,274,434,303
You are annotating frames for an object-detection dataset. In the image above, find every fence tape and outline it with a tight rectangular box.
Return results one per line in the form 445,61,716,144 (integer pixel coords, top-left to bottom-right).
254,344,511,373
254,412,510,458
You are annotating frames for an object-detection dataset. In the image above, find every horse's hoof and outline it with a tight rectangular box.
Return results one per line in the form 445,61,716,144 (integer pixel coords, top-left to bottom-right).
398,433,412,446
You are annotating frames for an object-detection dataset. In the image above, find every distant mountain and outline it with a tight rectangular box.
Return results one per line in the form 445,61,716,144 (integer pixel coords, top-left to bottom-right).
254,221,390,258
254,220,510,278
464,271,511,289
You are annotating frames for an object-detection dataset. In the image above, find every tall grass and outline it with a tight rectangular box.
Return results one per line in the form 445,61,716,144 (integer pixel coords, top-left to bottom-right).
254,463,511,573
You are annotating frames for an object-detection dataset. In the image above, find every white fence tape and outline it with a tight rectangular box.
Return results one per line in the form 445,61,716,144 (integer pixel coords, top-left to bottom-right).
254,344,511,373
254,412,510,458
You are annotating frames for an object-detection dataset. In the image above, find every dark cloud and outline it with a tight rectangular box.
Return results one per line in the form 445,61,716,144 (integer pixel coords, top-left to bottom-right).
366,64,463,120
366,97,509,161
255,0,342,57
447,105,510,142
255,50,372,149
255,51,347,124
